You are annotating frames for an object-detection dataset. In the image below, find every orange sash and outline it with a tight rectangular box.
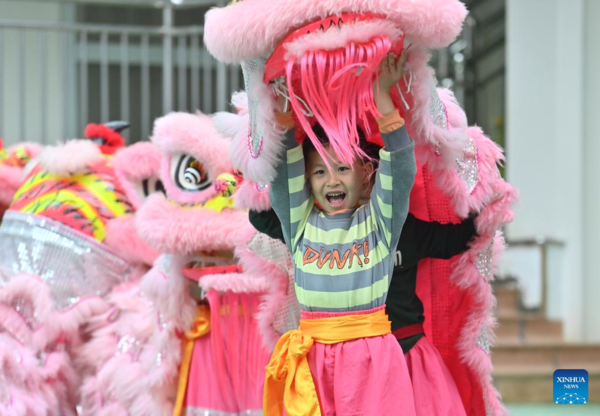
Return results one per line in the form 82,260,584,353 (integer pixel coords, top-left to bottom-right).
173,305,211,416
263,309,391,416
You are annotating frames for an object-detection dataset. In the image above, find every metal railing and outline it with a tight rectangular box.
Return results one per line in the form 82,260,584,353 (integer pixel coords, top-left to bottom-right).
0,0,241,145
501,237,565,316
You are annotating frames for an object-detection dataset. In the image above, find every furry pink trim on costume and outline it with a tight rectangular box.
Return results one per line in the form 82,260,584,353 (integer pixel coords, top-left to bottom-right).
233,180,272,211
214,89,285,185
0,165,25,207
205,0,468,63
37,140,104,176
136,193,249,254
104,216,160,266
399,48,470,167
112,142,163,209
230,87,285,184
151,112,233,205
284,19,403,59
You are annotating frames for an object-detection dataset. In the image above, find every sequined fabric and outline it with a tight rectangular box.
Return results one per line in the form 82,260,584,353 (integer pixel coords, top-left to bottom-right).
476,323,490,355
241,58,267,159
476,240,494,281
0,211,133,311
115,334,143,362
456,137,479,194
429,83,448,130
246,232,300,335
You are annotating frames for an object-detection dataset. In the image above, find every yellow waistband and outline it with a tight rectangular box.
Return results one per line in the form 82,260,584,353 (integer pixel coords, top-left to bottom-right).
264,309,391,415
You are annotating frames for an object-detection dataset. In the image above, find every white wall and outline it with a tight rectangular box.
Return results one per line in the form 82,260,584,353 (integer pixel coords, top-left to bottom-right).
582,0,600,343
506,0,600,342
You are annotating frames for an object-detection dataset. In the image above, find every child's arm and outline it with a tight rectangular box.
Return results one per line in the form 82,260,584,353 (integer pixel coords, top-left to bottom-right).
370,51,417,248
269,112,312,251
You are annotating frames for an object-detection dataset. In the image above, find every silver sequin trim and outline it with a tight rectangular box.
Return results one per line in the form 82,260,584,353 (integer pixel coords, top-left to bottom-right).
186,408,263,416
476,323,490,355
0,212,133,311
456,137,479,194
476,240,494,281
429,84,448,130
115,334,143,362
246,233,300,335
242,59,267,159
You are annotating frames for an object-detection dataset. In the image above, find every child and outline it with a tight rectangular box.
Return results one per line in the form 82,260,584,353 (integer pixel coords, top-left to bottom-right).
264,52,417,415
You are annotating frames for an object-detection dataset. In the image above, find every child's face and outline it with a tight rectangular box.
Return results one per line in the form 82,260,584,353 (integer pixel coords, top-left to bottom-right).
306,146,372,215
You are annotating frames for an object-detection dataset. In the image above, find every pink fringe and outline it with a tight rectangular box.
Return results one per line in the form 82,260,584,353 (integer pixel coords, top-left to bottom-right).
286,37,391,167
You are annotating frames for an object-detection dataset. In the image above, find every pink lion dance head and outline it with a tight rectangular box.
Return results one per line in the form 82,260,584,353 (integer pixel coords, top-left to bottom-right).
206,1,518,415
0,126,162,416
80,111,280,416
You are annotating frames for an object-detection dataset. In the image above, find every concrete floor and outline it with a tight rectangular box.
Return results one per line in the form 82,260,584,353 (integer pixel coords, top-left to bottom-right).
506,404,600,415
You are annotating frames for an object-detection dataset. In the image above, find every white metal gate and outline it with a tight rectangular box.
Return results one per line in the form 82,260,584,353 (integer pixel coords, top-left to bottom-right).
0,0,241,145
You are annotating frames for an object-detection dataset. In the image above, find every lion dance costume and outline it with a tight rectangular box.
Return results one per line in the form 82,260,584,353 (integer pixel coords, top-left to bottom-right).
0,123,161,415
78,110,295,416
205,0,518,414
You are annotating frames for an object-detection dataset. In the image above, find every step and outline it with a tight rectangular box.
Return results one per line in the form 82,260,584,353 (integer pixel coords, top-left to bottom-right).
494,286,520,315
492,344,600,369
495,316,563,344
493,366,600,403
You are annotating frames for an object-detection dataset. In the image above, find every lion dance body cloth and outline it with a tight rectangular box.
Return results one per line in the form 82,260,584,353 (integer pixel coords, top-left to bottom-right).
205,1,518,415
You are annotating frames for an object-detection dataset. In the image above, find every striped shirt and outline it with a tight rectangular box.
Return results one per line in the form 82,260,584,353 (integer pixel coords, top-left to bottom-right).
271,113,416,312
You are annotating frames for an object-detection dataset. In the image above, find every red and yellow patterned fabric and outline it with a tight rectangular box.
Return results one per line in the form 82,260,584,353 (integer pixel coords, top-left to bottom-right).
10,159,134,242
0,145,35,168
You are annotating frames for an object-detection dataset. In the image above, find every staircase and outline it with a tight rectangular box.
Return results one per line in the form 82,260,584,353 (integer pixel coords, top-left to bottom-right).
492,280,600,403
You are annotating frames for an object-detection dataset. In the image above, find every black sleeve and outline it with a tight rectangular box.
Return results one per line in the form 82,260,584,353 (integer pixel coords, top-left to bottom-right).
400,213,478,261
248,209,285,243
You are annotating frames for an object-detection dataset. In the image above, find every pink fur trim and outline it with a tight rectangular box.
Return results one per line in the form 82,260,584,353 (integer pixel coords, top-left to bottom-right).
451,231,508,415
0,274,112,350
437,87,468,129
38,140,104,176
400,48,470,166
104,216,160,267
0,165,25,206
205,0,468,63
284,19,403,59
113,142,162,209
151,112,233,206
233,180,272,211
236,228,291,349
227,85,285,184
136,193,249,254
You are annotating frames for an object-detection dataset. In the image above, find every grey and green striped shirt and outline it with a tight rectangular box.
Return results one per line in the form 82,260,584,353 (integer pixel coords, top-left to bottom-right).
270,125,415,313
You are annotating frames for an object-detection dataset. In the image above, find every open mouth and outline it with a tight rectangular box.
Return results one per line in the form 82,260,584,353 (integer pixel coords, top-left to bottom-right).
326,192,347,208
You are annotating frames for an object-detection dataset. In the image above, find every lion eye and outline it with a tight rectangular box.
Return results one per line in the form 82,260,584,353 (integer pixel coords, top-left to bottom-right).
171,154,211,192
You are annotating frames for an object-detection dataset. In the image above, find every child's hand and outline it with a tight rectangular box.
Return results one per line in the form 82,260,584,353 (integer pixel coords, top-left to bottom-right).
377,51,408,93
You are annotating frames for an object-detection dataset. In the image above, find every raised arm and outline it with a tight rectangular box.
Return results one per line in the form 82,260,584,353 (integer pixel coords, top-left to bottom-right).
269,114,312,252
370,51,416,248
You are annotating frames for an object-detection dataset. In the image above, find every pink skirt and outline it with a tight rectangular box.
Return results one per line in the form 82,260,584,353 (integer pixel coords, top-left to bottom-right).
304,307,417,416
404,337,466,416
185,291,269,415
